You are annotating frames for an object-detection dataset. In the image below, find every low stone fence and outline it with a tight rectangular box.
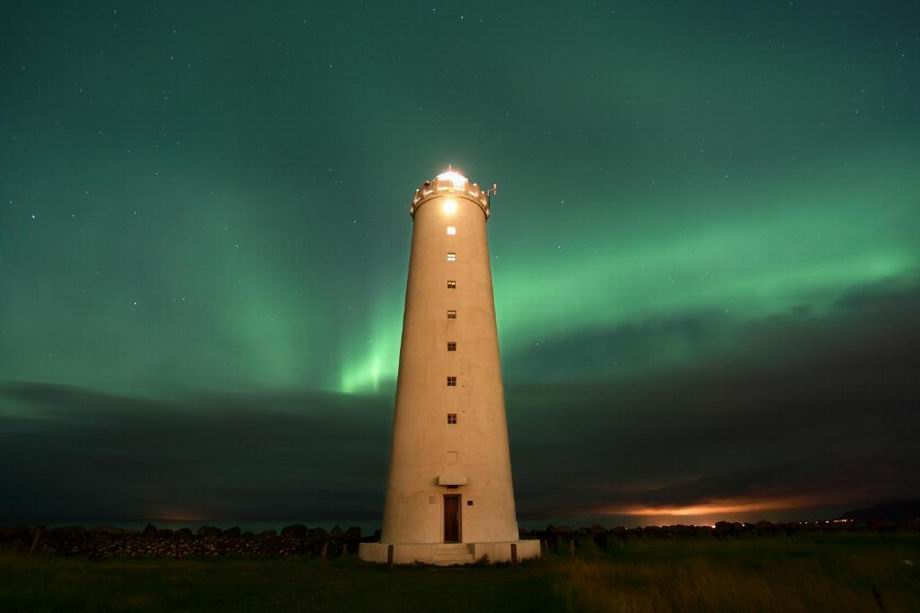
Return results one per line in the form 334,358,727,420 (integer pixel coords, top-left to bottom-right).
0,524,374,559
2,518,916,559
525,518,920,555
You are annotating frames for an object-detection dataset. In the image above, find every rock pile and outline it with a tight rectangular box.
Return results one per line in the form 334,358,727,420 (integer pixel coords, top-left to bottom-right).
0,524,367,559
524,517,920,554
2,517,916,559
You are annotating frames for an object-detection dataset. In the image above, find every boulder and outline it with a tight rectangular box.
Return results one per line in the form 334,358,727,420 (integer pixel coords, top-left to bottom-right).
343,527,362,554
89,525,125,535
281,524,308,538
307,528,328,555
343,526,361,541
50,525,86,537
714,521,733,537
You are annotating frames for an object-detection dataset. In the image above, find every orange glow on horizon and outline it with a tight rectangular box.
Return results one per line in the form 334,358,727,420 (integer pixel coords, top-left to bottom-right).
598,495,841,519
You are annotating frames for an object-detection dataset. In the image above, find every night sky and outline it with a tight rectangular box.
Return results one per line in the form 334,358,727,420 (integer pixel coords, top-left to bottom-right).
2,1,919,527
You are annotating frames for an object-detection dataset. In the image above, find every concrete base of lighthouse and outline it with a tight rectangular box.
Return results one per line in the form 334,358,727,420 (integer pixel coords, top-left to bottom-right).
358,540,541,566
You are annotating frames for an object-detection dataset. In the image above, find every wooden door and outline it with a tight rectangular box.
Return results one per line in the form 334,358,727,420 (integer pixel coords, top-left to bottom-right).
443,494,461,542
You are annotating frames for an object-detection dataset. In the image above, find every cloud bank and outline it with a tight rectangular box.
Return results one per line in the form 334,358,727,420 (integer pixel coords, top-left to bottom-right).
2,276,918,525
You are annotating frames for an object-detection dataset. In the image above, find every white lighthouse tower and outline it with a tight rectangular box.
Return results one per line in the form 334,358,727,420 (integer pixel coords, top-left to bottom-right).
359,169,540,565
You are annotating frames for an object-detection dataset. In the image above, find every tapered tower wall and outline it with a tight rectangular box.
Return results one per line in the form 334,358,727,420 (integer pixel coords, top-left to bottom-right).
380,174,519,545
360,171,538,564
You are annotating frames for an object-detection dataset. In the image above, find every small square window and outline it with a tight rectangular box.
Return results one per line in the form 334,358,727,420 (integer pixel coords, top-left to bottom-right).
447,280,456,289
447,413,457,424
467,500,473,506
446,226,456,235
447,310,456,319
446,252,456,262
447,376,457,386
447,341,457,351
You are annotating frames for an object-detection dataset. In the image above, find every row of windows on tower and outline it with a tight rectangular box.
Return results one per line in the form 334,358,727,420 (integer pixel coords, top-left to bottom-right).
447,225,458,426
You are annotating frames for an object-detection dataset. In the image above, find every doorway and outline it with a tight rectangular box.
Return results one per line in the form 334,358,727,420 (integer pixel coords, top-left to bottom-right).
443,494,461,542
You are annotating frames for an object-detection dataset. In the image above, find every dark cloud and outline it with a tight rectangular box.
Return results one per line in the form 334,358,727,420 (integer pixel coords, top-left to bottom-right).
507,275,920,521
2,276,919,525
0,385,390,523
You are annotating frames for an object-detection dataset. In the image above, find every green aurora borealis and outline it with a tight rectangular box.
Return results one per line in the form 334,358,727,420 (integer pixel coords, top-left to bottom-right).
1,1,919,524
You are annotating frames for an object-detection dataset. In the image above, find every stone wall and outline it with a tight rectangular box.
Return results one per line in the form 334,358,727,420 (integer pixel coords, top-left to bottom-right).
524,518,920,555
2,518,916,559
0,524,372,559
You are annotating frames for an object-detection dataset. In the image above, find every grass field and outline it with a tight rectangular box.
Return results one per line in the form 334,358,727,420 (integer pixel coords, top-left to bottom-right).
1,532,918,612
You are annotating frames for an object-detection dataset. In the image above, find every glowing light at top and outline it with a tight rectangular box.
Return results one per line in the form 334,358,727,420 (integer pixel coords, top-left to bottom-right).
437,170,468,190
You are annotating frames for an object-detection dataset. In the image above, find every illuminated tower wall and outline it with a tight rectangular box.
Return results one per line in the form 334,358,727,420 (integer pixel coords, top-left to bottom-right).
359,170,539,565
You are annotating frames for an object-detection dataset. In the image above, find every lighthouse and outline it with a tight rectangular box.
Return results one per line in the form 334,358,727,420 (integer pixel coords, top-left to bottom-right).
359,169,540,565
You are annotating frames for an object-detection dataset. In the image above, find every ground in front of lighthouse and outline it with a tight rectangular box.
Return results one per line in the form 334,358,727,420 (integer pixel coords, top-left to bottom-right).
3,532,919,612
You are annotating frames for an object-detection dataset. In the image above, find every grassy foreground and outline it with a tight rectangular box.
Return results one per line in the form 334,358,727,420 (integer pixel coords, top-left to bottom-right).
1,532,918,612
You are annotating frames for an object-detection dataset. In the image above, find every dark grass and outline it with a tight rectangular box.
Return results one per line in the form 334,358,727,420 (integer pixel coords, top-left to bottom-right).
0,553,561,613
1,532,919,612
563,532,920,612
